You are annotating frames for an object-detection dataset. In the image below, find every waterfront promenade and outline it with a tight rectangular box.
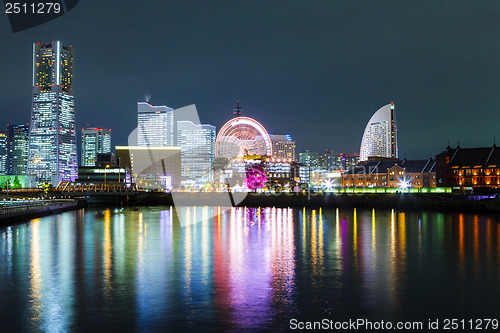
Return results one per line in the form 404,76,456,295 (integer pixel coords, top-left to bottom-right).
0,197,87,226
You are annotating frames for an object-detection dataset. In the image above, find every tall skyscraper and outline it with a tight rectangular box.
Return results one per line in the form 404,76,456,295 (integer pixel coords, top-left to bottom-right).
7,124,29,175
137,102,174,147
177,121,216,187
26,41,77,184
359,102,398,162
81,128,112,166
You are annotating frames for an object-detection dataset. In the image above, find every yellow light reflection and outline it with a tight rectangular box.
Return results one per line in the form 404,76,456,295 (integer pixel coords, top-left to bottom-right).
398,212,407,270
318,208,324,264
458,213,465,274
473,215,479,275
103,209,113,292
311,210,317,274
486,217,493,268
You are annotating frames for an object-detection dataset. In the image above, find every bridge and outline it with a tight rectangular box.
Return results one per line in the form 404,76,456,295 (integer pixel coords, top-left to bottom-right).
55,181,137,193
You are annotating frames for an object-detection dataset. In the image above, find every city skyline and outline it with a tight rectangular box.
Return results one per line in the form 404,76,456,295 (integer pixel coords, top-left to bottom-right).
1,1,499,159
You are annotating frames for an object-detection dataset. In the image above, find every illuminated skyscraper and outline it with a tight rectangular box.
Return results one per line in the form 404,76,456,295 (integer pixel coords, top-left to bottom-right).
0,132,7,176
359,102,398,162
7,124,30,175
177,121,216,187
81,128,112,166
26,41,76,184
137,102,174,147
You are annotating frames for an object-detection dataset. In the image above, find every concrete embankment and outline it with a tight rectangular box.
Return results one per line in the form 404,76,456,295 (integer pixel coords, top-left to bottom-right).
238,193,500,212
139,192,500,213
0,199,87,226
5,190,500,214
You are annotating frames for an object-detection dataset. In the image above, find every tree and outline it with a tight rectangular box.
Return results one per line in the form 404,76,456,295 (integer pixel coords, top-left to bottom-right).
12,176,21,189
245,163,267,192
41,183,53,198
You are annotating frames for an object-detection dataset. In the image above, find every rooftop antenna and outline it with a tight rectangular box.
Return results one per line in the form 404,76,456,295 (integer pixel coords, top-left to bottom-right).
233,100,242,116
494,137,496,147
457,138,461,149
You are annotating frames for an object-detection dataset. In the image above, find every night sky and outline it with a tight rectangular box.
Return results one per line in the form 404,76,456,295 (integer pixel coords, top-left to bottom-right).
1,0,499,158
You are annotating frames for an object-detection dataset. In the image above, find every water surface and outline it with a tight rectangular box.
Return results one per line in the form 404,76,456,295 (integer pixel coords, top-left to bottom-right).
0,207,499,332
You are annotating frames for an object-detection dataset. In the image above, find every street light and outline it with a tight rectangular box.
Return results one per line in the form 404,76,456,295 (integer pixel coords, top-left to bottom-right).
104,165,110,185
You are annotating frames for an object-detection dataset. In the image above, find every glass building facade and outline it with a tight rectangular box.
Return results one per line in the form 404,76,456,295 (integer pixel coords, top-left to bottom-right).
359,102,398,162
7,124,30,175
26,41,77,185
137,102,174,147
177,121,216,187
0,133,7,176
81,128,112,166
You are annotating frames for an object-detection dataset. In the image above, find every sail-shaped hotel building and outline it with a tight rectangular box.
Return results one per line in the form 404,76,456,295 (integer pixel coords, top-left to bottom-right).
359,102,398,162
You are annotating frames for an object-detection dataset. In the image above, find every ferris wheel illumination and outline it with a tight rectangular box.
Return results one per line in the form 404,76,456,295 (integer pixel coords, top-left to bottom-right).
216,116,272,159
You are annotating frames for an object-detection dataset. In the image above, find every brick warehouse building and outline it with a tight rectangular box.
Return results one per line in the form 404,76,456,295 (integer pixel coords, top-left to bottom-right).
436,144,500,190
342,158,436,188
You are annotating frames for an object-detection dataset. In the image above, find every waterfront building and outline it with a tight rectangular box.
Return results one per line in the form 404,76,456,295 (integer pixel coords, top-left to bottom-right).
137,102,174,147
26,41,77,185
216,101,272,159
81,128,111,167
177,121,216,187
7,124,29,175
77,166,129,184
298,164,311,185
0,133,7,175
320,150,359,171
256,134,296,161
215,154,298,191
115,146,181,190
342,153,360,170
263,158,298,189
299,150,320,168
96,152,115,167
436,144,500,190
320,150,341,171
360,102,398,162
342,158,436,188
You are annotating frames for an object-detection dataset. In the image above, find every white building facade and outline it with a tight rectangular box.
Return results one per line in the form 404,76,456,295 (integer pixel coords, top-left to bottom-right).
137,102,174,147
359,102,398,162
177,121,216,187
